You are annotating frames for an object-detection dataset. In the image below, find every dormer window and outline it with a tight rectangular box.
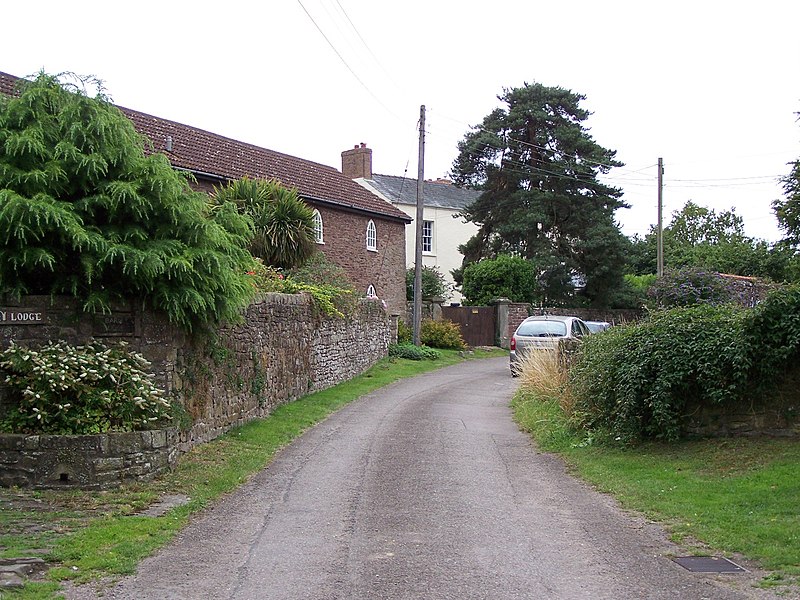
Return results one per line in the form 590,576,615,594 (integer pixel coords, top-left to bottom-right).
312,210,324,244
366,220,377,251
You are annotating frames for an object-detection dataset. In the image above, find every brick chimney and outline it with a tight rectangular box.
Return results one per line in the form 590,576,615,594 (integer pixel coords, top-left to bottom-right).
341,143,372,179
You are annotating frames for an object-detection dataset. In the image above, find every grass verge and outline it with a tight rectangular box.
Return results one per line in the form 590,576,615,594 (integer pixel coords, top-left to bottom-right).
512,387,800,590
0,347,506,599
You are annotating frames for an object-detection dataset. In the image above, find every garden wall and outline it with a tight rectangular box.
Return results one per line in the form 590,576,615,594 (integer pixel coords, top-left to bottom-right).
0,294,393,488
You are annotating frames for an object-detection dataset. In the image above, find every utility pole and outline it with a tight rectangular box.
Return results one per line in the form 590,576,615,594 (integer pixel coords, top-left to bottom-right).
412,105,426,346
657,157,664,277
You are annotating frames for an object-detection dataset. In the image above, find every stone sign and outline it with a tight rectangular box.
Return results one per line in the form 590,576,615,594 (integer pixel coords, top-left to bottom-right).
0,309,46,325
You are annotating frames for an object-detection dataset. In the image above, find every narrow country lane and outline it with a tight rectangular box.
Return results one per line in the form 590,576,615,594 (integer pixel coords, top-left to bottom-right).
67,357,770,599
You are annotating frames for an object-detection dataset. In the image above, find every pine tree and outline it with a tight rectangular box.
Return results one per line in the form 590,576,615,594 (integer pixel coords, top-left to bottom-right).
451,82,628,306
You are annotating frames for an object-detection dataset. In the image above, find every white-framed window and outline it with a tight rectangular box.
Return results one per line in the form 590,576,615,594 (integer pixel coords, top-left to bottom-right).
366,220,377,251
312,209,324,244
422,220,433,253
366,284,377,298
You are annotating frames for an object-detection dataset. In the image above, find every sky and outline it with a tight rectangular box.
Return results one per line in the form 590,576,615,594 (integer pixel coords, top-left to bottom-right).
2,1,799,243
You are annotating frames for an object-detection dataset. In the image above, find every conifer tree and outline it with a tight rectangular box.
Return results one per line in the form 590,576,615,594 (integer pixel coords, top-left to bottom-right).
0,71,257,329
451,82,628,306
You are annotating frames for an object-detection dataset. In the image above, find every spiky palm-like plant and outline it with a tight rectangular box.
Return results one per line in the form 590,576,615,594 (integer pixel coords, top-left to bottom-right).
215,178,316,270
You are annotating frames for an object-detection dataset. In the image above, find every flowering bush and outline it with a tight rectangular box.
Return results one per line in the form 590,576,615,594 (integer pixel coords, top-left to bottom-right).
0,340,171,434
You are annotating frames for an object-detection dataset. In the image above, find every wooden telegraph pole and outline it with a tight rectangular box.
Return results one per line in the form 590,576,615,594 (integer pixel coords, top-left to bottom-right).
413,105,426,345
657,157,664,277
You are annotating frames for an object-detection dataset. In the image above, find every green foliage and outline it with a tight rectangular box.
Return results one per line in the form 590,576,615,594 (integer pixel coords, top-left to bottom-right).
603,273,656,309
245,257,355,318
406,265,451,301
0,71,257,330
568,285,800,443
0,340,171,434
451,82,628,306
461,254,537,305
420,318,467,350
627,201,787,280
568,305,750,443
388,343,440,360
287,251,356,291
214,177,316,269
773,122,800,247
397,319,412,343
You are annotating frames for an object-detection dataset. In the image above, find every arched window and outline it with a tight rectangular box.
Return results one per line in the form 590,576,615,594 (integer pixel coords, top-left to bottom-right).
312,210,324,244
366,284,377,298
366,220,377,251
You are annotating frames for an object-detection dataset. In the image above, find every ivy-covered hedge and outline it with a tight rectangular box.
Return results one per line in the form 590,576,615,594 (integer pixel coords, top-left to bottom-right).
568,285,800,442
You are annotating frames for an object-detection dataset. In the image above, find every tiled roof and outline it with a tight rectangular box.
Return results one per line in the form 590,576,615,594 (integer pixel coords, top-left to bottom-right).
360,173,481,211
0,71,411,223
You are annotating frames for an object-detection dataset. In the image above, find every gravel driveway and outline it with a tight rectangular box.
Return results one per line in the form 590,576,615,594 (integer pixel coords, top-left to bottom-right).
65,356,777,599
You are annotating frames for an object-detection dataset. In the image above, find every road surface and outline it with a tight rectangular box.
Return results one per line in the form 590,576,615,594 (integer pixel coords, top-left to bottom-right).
67,356,771,599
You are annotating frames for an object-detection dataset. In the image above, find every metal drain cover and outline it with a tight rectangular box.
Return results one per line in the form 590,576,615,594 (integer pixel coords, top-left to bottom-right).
673,556,746,573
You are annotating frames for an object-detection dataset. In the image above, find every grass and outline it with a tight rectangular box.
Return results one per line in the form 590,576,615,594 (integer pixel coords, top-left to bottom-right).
0,347,505,599
512,385,800,591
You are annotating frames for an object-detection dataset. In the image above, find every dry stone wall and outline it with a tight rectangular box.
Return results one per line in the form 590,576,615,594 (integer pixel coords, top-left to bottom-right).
0,293,392,487
179,293,391,448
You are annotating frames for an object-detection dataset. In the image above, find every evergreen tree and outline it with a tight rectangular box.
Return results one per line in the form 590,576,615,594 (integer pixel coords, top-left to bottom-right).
451,82,627,307
0,71,257,329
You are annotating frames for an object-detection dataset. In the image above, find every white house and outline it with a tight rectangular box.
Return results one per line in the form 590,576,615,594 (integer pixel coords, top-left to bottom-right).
342,144,480,304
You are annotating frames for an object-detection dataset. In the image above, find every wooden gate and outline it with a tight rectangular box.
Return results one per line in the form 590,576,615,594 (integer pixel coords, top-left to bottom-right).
440,305,496,347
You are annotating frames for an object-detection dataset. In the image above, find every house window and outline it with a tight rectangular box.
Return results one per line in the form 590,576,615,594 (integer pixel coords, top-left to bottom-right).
312,210,324,244
366,220,377,251
366,284,377,298
422,220,433,253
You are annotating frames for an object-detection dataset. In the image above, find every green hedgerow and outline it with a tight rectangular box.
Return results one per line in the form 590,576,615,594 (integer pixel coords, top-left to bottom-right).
0,340,171,434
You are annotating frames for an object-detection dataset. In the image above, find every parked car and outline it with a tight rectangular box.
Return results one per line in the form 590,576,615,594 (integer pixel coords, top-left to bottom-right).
585,320,611,333
509,315,591,376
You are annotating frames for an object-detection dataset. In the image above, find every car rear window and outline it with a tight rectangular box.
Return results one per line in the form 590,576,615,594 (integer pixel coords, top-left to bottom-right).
516,320,567,337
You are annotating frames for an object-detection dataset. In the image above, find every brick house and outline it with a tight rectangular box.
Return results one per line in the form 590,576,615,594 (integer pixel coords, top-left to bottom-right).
0,71,412,315
342,144,480,304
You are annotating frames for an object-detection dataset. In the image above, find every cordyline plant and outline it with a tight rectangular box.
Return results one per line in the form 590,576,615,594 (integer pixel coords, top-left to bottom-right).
0,340,171,434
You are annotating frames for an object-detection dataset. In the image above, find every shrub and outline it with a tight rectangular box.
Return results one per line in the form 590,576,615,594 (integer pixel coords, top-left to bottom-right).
397,320,412,343
406,265,451,301
246,257,356,318
388,343,440,361
0,340,171,434
568,304,751,443
420,319,467,350
461,255,537,305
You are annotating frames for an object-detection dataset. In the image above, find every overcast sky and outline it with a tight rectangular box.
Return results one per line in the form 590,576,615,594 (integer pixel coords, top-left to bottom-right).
3,1,798,242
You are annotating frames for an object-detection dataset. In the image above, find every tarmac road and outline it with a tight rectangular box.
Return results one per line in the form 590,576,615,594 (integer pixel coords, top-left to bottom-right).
67,356,774,599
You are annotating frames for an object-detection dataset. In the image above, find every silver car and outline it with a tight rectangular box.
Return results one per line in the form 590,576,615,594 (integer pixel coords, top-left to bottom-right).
509,315,591,376
585,320,611,333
